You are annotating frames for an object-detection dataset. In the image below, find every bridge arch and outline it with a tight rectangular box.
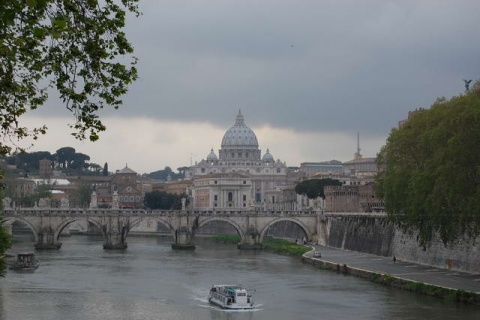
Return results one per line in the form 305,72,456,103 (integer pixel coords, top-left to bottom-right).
1,217,39,243
129,217,176,240
54,217,103,241
197,217,246,243
259,217,312,243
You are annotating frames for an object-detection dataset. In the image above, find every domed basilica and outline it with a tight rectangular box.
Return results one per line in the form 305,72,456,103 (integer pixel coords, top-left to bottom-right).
186,111,296,211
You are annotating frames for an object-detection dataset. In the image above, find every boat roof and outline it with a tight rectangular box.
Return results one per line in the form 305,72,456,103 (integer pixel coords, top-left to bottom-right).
212,285,245,290
17,252,35,256
212,284,240,287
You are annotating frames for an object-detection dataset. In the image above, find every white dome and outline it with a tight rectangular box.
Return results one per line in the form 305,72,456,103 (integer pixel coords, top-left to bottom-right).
262,149,274,162
207,148,218,161
221,111,258,148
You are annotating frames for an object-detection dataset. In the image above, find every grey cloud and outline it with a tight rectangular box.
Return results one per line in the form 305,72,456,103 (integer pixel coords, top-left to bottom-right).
42,1,480,138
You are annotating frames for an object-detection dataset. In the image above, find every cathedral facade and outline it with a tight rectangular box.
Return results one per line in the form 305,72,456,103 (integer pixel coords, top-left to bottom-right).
186,111,293,211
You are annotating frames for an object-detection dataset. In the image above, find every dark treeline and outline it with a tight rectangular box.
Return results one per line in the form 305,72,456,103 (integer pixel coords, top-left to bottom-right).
2,148,187,179
3,147,100,176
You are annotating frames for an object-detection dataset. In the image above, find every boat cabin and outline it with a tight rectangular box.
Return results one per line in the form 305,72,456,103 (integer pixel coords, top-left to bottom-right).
16,253,37,266
209,285,253,309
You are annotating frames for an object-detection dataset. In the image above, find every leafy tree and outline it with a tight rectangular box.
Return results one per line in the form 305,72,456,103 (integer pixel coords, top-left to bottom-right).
54,147,91,174
74,182,92,208
0,223,12,277
69,152,90,171
0,0,140,155
103,162,109,176
0,172,12,277
13,183,52,208
144,191,186,210
376,81,480,246
84,163,102,175
148,166,180,181
295,178,342,199
2,150,53,174
0,0,139,273
55,147,76,168
176,166,188,179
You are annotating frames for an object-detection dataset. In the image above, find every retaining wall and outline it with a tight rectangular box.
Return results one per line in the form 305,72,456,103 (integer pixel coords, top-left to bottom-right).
324,214,479,274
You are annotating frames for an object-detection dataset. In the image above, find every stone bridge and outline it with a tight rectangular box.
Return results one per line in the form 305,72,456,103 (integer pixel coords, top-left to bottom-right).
1,208,322,250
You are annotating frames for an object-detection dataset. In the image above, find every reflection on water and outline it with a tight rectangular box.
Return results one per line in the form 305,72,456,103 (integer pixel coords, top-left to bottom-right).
1,234,479,320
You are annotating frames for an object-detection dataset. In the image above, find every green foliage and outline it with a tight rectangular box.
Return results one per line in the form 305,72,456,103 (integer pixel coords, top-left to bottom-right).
3,146,104,175
210,235,241,244
209,235,310,256
295,178,342,199
0,0,139,274
0,223,13,277
103,162,109,176
376,80,480,246
75,183,92,208
368,273,480,305
262,237,310,256
8,150,54,171
147,166,185,181
0,169,12,276
0,0,140,155
55,147,76,167
144,191,187,210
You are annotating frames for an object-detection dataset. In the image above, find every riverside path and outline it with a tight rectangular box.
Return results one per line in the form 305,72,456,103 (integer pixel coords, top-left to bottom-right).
308,245,480,294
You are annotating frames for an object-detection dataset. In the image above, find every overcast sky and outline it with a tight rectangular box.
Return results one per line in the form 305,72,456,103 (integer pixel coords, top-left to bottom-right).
21,0,480,173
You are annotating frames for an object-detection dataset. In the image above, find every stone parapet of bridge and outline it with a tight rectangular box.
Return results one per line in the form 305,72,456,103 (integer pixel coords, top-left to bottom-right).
1,208,322,251
2,208,320,217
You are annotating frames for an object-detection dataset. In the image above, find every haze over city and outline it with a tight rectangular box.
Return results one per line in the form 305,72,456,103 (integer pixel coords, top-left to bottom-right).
19,0,480,173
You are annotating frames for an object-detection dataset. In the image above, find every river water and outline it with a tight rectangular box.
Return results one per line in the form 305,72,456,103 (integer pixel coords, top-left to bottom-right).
1,235,479,320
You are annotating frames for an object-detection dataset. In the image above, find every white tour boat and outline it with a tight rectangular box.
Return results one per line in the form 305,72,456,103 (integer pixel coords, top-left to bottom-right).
208,284,254,309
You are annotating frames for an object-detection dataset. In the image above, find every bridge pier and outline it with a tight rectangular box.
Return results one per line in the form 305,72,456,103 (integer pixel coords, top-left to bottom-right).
35,227,62,250
171,227,195,250
237,226,263,250
102,217,129,250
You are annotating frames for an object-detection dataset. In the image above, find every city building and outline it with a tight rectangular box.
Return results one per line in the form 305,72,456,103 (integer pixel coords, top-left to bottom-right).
38,158,53,179
324,184,384,212
112,165,145,208
299,161,343,177
186,110,297,211
342,133,378,177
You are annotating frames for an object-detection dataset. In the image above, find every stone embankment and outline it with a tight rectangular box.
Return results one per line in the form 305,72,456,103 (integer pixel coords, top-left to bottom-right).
321,213,479,274
302,246,480,305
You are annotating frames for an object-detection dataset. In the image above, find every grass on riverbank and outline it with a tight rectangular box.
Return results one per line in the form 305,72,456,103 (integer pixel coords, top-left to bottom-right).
209,235,310,257
369,273,480,305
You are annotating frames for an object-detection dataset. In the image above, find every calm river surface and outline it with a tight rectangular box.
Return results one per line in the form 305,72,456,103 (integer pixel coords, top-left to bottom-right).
1,235,479,320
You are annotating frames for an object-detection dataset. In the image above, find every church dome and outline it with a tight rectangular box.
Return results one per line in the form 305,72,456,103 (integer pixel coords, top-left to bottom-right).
221,110,258,148
206,148,218,161
262,149,274,162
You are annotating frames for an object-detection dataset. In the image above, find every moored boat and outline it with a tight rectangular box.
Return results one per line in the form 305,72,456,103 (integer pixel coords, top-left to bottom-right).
208,284,254,309
9,252,39,271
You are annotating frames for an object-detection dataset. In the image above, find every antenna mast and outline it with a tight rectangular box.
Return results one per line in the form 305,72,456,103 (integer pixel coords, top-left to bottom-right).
354,132,362,160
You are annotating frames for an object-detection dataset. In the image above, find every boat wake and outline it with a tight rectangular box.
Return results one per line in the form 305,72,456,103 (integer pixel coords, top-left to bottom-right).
197,304,263,312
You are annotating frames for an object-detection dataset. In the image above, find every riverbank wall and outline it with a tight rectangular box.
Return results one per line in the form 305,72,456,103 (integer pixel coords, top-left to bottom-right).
322,213,479,274
301,253,480,305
